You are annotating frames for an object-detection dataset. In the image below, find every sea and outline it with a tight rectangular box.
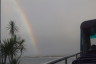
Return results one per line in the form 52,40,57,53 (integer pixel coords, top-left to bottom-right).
20,57,76,64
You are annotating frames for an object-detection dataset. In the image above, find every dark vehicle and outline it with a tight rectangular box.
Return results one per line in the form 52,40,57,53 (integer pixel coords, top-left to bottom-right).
72,19,96,64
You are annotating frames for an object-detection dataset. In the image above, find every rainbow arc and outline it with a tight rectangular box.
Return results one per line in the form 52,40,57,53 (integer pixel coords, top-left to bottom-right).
12,0,39,56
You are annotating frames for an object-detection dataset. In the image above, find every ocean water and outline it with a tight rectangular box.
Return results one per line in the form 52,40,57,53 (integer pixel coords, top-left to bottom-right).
21,57,76,64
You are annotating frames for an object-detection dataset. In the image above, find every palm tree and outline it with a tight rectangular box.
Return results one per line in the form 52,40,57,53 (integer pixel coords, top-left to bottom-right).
7,21,25,64
7,21,18,37
0,21,25,64
0,38,14,64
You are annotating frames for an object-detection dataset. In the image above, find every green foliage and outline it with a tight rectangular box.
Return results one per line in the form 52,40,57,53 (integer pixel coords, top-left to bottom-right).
7,21,18,37
9,58,20,64
0,21,25,64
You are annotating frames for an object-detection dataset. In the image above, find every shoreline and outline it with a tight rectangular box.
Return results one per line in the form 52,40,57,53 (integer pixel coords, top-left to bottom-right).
22,56,64,58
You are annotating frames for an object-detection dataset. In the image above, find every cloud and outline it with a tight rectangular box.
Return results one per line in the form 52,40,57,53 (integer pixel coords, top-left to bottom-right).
1,0,96,56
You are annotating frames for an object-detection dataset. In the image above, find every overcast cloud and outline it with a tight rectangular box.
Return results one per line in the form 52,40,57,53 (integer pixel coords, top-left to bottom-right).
1,0,96,57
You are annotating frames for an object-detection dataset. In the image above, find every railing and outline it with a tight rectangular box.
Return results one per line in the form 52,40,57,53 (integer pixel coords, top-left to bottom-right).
44,52,80,64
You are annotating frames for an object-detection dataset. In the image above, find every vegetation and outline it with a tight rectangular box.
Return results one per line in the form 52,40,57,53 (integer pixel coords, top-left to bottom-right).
0,21,25,64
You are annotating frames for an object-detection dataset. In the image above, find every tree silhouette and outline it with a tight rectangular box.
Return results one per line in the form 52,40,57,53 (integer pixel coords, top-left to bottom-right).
0,21,25,64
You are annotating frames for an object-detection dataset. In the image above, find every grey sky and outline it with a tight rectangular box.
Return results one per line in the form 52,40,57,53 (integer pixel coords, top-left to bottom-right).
1,0,96,57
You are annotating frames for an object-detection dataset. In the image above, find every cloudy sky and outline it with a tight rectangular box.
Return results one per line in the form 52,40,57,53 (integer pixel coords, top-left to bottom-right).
1,0,96,57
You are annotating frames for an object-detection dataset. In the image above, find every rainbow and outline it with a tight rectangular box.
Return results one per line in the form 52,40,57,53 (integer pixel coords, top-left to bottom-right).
12,0,39,56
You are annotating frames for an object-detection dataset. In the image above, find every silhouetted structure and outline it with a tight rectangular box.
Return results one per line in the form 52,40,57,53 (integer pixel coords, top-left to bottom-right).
80,19,96,55
46,19,96,64
72,19,96,64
